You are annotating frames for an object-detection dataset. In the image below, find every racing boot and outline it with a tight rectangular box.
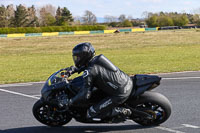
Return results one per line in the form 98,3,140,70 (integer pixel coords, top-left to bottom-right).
86,106,102,121
111,107,132,118
86,107,132,120
108,107,132,123
86,105,132,121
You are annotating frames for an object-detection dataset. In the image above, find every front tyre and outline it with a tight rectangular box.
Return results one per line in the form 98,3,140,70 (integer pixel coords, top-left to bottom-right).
32,100,72,127
130,91,172,126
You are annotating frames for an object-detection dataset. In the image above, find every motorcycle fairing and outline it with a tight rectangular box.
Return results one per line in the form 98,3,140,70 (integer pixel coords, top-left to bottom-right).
131,75,161,97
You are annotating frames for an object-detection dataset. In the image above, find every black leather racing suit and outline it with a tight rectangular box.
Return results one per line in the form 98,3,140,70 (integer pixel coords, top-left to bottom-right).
71,54,133,118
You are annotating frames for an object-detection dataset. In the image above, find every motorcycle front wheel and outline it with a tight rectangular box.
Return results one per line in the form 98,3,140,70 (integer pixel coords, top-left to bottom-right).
129,91,172,126
32,100,72,127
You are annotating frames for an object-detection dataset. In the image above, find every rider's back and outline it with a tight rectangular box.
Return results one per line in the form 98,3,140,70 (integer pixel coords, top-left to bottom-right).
87,54,132,97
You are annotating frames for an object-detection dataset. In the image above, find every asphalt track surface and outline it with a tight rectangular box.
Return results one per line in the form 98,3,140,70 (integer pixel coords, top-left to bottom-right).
0,71,200,133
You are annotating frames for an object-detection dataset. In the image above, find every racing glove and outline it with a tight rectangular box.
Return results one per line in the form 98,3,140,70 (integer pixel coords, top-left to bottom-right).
64,66,78,77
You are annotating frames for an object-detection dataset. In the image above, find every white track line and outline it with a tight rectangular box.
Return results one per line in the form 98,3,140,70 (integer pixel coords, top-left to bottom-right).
0,88,39,99
0,81,45,88
156,71,200,75
163,77,200,80
155,126,185,133
182,124,200,129
32,95,41,97
0,83,33,87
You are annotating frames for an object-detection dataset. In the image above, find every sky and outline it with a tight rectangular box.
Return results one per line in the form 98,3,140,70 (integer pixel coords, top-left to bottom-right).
1,0,200,19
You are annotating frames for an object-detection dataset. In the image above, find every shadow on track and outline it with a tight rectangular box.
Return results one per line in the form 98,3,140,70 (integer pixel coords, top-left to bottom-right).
2,125,153,133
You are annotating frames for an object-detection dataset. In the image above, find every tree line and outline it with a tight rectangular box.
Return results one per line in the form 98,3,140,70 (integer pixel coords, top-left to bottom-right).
1,4,200,28
0,4,98,27
104,14,142,27
144,11,200,27
0,4,136,28
104,12,200,28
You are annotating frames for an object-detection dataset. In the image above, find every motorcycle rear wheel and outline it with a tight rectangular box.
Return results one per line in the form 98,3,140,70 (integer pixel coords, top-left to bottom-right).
32,100,72,127
129,91,172,126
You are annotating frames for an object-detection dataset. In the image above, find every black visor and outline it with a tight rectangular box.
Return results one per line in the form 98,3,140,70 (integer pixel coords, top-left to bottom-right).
73,55,81,67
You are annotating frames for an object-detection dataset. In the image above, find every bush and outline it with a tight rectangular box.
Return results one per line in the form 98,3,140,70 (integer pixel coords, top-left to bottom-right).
0,25,106,34
108,22,119,27
146,12,189,27
121,20,133,27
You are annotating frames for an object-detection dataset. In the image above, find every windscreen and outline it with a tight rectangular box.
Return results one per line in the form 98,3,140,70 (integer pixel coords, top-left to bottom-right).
47,70,67,86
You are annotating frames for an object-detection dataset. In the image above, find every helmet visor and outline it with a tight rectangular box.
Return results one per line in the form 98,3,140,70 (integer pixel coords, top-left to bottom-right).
73,55,81,67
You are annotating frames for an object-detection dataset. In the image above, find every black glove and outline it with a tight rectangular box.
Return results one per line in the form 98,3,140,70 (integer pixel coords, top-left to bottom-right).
64,66,78,77
68,66,78,74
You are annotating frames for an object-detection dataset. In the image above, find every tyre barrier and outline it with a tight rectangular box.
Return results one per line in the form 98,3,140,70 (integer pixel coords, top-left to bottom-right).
0,28,158,38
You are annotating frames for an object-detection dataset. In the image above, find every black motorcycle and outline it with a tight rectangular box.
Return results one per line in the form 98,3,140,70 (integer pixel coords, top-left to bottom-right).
32,68,172,127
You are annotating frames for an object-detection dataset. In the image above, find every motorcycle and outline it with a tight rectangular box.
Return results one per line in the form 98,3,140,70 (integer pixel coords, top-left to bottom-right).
32,68,172,127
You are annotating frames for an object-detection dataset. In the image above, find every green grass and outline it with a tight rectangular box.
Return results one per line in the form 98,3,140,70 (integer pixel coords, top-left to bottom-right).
1,30,200,84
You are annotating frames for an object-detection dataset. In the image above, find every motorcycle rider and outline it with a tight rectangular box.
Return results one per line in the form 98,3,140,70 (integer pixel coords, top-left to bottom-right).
67,42,133,120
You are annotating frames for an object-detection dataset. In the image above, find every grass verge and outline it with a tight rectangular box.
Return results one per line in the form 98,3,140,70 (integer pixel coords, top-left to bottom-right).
0,30,200,84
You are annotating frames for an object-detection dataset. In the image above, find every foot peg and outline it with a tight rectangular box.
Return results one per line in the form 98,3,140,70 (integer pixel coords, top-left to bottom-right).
114,107,132,117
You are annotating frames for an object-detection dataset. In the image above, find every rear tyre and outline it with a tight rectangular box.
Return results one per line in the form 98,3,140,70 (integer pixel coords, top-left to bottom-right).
129,91,172,126
32,100,72,127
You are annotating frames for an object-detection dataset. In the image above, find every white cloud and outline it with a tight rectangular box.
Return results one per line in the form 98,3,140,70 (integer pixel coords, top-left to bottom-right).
0,0,15,5
183,1,193,5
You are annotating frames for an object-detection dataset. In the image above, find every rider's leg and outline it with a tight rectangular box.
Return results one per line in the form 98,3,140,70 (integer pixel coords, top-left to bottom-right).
87,95,131,119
